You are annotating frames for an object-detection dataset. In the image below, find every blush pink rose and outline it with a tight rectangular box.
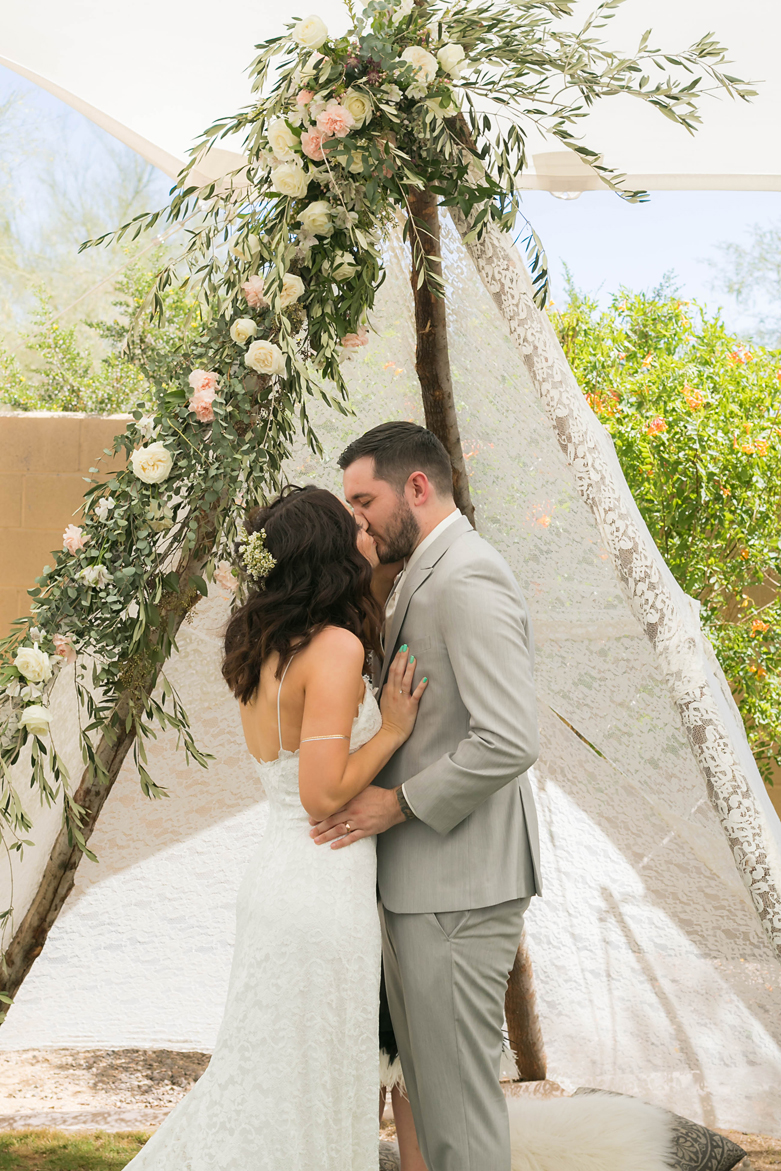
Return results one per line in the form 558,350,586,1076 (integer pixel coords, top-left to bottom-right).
189,387,216,422
242,276,268,309
341,328,369,350
53,633,77,664
63,524,89,554
188,369,219,395
296,89,314,107
316,100,355,139
301,128,327,161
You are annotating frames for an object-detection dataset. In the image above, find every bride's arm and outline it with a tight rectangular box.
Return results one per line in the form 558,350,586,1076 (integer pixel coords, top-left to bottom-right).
298,631,425,822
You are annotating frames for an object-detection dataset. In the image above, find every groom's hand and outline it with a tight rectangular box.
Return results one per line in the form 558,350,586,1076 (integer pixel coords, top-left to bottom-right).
309,785,405,849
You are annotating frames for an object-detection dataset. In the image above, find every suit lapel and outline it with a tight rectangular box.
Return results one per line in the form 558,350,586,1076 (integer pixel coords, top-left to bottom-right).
378,513,473,692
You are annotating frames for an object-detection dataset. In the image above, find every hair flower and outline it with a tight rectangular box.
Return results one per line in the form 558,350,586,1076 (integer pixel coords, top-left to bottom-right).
239,529,276,585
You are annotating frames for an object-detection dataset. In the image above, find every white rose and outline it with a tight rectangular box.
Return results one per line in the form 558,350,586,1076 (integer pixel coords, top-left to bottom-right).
19,704,51,738
230,318,258,345
138,415,157,440
29,626,43,642
271,162,310,199
245,340,287,377
14,645,52,684
298,200,333,237
78,565,112,589
342,89,373,128
437,43,466,77
392,0,414,22
293,14,329,49
330,251,359,280
267,119,297,161
131,441,174,485
279,273,306,307
400,46,438,86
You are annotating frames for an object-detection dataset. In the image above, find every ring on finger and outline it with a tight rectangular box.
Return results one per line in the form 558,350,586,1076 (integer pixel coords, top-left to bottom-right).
345,822,352,834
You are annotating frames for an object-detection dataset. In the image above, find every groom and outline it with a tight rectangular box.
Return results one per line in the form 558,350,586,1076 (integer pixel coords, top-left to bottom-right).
311,421,542,1171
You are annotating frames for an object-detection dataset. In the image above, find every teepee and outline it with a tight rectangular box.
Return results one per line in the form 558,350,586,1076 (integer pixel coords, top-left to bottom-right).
1,0,781,1136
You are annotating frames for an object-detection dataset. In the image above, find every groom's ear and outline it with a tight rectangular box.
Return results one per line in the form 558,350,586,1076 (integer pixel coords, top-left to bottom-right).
406,471,433,506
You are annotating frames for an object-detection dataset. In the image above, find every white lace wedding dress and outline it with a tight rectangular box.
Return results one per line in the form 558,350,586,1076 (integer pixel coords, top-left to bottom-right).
128,670,383,1171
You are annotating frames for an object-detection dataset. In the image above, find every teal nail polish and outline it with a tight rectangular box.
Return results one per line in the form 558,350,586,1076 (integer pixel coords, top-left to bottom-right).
422,677,428,683
400,644,408,652
410,655,415,664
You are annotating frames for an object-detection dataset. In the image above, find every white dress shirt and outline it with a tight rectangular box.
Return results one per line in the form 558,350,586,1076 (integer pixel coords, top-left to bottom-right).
384,509,461,817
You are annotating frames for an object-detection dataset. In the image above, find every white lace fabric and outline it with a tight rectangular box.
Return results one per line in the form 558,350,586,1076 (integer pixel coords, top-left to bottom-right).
126,682,383,1171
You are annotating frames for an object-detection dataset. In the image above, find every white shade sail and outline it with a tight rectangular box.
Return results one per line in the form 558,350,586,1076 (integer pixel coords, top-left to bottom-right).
1,0,780,191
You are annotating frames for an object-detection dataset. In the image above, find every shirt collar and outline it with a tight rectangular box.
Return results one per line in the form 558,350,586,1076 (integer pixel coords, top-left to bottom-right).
403,508,461,577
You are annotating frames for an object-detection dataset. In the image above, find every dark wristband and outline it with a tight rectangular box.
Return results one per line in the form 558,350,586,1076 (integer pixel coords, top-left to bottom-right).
396,786,416,822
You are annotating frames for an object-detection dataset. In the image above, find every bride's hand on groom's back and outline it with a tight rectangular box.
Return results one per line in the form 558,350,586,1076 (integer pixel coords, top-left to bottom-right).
380,646,428,746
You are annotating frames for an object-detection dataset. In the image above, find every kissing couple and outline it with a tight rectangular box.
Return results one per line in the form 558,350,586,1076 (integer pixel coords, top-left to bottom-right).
126,421,542,1171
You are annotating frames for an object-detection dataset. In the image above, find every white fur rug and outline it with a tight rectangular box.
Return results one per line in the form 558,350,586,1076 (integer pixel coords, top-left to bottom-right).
508,1093,673,1171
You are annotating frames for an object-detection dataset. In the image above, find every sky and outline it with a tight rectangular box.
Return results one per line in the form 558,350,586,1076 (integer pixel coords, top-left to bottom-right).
1,63,779,337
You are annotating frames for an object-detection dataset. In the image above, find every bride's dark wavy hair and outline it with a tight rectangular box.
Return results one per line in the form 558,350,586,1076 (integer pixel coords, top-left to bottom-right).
222,485,382,704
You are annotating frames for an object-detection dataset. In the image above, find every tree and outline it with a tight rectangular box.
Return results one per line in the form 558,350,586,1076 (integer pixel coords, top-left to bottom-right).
552,278,781,785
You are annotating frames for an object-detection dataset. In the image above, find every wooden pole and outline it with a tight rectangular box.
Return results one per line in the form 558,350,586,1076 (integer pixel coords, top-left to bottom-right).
407,186,475,526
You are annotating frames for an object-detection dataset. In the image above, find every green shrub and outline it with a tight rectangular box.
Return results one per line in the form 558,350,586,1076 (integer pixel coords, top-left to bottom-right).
0,263,195,415
552,281,781,784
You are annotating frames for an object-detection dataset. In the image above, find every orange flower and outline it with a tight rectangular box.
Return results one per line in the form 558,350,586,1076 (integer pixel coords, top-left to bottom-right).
683,385,704,410
646,416,667,437
641,352,654,368
727,347,753,366
740,443,756,455
757,666,768,680
740,548,751,560
751,618,770,637
756,439,769,457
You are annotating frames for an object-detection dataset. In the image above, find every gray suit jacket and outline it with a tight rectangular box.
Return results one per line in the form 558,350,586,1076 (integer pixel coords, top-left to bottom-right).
374,513,542,914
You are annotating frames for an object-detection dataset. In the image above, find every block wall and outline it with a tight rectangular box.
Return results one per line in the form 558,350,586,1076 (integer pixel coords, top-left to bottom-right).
0,412,128,636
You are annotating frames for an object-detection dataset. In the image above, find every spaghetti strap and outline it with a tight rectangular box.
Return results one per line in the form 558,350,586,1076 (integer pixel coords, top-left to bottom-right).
276,655,296,753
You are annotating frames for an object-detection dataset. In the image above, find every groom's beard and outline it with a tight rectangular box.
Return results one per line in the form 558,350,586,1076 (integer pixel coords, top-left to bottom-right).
372,500,419,564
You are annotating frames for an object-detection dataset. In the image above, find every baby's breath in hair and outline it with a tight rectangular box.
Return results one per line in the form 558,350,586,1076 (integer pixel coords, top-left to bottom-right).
239,529,276,585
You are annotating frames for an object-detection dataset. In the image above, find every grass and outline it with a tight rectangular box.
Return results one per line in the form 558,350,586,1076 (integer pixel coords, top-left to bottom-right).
0,1131,150,1171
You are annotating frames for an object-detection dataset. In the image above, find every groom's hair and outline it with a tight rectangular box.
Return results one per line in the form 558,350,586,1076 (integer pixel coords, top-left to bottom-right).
338,422,453,498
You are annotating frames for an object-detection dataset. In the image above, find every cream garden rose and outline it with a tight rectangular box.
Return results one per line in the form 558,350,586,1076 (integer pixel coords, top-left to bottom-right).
279,273,306,307
245,339,286,376
437,43,466,77
271,162,310,199
293,14,328,49
230,318,258,346
131,441,174,485
79,565,112,589
298,200,332,236
14,645,53,684
401,46,438,86
330,251,359,280
341,89,372,128
267,119,297,161
19,704,52,737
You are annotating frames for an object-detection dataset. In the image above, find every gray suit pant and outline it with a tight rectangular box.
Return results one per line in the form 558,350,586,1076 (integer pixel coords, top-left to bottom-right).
379,896,529,1171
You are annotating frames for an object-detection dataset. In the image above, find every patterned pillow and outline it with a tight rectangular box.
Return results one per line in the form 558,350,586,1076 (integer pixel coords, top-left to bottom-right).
379,1139,400,1170
574,1088,747,1171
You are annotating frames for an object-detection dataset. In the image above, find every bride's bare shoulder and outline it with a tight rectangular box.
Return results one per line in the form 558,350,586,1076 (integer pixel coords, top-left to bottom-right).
304,626,365,665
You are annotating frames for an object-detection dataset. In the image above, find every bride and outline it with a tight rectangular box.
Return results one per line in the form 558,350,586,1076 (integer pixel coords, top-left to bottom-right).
126,484,428,1171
